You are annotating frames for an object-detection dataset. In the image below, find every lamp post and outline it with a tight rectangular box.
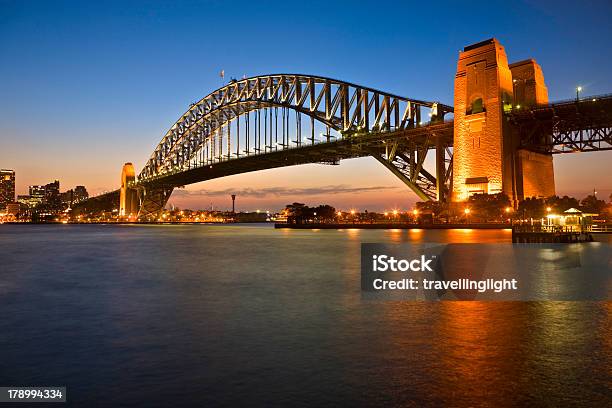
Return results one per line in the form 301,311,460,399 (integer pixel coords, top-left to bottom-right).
512,78,523,109
576,86,582,102
464,208,470,224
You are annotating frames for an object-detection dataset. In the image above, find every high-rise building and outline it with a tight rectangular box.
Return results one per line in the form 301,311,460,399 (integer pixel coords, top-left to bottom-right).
28,185,46,207
60,185,89,208
73,185,88,203
60,190,74,206
44,180,61,209
0,169,16,210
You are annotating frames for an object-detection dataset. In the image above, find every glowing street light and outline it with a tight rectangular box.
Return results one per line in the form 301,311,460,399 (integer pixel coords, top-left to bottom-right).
337,211,342,217
576,86,583,101
546,206,552,213
464,207,470,224
350,209,356,215
505,207,512,213
412,209,418,216
392,209,398,216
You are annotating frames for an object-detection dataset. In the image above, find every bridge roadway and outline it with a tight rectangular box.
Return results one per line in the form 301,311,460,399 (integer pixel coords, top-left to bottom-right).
144,121,454,189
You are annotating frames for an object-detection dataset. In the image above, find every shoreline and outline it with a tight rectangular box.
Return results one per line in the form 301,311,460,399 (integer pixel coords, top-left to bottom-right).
274,223,511,230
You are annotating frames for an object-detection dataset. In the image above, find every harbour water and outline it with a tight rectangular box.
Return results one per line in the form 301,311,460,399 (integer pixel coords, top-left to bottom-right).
0,224,610,407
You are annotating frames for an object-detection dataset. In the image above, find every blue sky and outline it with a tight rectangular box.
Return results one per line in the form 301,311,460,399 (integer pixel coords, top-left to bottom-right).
1,0,611,210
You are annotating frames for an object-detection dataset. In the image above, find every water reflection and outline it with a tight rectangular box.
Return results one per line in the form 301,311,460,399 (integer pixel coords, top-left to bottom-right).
0,224,608,407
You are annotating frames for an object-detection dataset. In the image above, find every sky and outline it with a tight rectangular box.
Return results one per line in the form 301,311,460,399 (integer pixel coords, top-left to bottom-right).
1,0,611,212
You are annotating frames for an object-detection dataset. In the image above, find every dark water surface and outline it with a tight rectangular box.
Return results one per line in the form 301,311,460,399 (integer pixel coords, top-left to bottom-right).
0,225,610,407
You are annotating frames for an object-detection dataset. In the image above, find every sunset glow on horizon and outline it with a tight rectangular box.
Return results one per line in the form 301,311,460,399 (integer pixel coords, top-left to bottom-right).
1,1,611,211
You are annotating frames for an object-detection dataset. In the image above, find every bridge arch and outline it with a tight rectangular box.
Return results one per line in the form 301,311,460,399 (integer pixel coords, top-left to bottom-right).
139,74,451,181
134,74,454,220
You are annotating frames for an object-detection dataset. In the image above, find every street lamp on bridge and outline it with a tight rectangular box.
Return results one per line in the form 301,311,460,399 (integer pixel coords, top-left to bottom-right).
576,86,583,101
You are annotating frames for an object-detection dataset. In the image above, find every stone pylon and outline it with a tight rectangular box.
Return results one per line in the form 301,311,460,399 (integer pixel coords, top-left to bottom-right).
452,38,555,204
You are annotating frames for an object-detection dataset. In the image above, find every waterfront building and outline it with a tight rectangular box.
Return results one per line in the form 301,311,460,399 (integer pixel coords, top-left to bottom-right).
545,208,597,231
6,202,20,216
0,169,15,210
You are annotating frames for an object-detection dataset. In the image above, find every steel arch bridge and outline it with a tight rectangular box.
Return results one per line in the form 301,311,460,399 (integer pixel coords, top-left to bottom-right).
133,74,455,220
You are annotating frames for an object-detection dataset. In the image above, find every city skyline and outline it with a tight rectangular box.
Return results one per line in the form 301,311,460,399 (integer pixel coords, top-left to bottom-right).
1,1,611,211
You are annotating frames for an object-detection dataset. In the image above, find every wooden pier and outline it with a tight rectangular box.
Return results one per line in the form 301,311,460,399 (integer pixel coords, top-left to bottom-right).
511,225,594,243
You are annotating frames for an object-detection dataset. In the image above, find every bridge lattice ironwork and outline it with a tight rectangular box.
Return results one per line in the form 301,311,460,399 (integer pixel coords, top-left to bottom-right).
509,94,612,153
134,74,453,219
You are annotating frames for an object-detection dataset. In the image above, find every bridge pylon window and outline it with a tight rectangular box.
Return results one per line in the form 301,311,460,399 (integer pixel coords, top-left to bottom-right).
467,98,485,115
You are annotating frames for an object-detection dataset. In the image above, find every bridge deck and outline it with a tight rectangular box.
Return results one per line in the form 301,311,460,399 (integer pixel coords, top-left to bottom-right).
143,121,454,189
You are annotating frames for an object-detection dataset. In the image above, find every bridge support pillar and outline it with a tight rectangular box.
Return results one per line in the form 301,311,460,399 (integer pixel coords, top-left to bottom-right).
436,136,449,202
451,38,555,204
509,59,555,201
120,163,138,218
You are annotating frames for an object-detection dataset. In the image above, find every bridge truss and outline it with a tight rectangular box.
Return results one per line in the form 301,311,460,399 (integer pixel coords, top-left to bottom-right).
135,74,453,219
509,94,612,153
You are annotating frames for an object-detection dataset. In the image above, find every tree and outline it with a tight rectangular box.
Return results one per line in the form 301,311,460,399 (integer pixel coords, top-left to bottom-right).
545,195,579,213
313,205,336,221
285,202,307,224
284,203,336,224
580,195,607,214
467,193,511,221
415,201,447,217
518,197,545,219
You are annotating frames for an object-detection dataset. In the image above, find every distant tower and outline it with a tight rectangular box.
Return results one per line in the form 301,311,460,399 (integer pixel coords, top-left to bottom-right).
120,163,138,217
231,194,236,213
452,38,555,204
